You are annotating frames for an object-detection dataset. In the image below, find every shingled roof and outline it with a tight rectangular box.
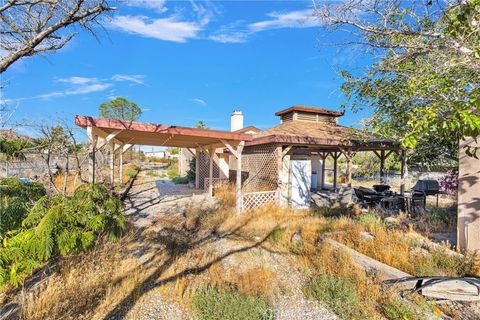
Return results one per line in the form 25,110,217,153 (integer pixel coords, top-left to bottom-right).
247,120,398,150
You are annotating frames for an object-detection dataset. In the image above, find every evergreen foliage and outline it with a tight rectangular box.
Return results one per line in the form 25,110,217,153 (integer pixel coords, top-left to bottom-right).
0,183,125,287
0,178,46,239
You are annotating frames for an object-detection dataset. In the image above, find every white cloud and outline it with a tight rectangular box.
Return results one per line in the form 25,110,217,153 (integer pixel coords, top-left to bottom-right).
191,98,207,106
208,32,248,43
248,9,319,32
111,74,146,84
124,0,168,13
109,15,202,42
7,73,145,102
56,76,97,85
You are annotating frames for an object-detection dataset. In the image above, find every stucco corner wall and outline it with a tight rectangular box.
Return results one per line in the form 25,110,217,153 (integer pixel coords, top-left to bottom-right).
457,136,480,251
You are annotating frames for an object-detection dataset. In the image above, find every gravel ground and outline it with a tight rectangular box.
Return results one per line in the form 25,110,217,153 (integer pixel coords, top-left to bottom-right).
120,167,338,320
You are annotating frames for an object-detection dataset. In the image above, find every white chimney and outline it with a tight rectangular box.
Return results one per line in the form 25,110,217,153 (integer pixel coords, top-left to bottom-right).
230,110,244,132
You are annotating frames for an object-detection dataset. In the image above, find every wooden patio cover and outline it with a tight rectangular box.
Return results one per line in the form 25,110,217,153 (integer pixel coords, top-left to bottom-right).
75,115,253,148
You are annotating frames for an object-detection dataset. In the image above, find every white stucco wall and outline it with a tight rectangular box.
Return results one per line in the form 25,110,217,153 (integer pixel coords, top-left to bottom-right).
457,137,480,251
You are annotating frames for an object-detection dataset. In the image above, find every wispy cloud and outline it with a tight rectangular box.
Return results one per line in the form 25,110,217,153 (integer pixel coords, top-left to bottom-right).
209,9,318,43
124,0,167,13
111,3,318,44
111,74,146,84
248,9,319,32
109,15,202,43
191,98,207,106
7,74,146,102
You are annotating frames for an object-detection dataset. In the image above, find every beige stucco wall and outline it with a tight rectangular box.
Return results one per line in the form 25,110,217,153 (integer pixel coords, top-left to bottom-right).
457,137,480,251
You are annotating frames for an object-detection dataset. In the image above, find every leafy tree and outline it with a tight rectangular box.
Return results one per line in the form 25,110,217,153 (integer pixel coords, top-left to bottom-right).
317,0,480,157
195,120,209,129
99,97,142,121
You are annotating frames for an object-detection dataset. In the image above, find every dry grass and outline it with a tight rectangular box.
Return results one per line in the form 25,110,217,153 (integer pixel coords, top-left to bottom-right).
17,232,162,320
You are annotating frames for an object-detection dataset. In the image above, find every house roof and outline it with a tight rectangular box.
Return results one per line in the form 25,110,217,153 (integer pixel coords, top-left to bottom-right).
75,115,253,148
275,105,344,117
248,120,399,150
234,125,261,134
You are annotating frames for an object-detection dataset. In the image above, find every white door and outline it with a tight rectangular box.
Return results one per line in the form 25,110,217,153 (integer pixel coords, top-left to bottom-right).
290,159,311,208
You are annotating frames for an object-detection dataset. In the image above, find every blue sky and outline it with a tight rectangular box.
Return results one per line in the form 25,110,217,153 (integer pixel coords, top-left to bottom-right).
2,0,374,140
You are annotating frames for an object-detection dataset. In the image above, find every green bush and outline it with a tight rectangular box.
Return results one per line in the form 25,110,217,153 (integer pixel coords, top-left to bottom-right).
192,286,273,320
0,178,46,238
124,165,140,178
167,166,179,180
423,207,456,229
0,183,125,287
172,176,189,184
305,274,360,319
267,228,285,244
358,213,383,230
383,297,419,320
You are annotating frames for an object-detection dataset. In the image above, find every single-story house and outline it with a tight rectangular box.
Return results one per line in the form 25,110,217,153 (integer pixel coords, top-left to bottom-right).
75,106,402,212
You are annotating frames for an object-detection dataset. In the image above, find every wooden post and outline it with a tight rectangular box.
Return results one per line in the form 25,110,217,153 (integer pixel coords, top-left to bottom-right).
195,148,200,189
236,141,245,213
332,152,339,191
119,144,124,185
110,141,115,187
87,126,97,184
400,149,407,194
343,150,355,187
208,147,214,197
320,152,327,190
380,150,385,184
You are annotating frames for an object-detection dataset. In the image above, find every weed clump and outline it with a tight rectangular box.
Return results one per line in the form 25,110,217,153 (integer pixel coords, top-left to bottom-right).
305,274,359,319
192,286,273,320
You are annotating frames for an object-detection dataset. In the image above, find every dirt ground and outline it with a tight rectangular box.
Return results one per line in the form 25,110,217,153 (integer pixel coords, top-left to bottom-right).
114,168,338,320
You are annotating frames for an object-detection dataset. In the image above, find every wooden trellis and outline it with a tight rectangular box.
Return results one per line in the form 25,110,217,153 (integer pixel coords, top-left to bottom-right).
198,151,219,189
242,190,279,211
240,143,280,192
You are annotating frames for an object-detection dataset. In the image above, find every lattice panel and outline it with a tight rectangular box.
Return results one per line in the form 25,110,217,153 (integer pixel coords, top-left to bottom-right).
241,143,280,192
242,190,279,211
198,152,219,190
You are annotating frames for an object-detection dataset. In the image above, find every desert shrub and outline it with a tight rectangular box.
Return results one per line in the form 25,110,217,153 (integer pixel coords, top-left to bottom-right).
167,166,179,180
438,170,458,196
192,286,273,320
383,297,419,320
0,178,46,238
145,170,159,177
124,165,140,178
305,274,360,319
422,207,456,231
358,212,383,230
0,183,126,287
172,176,189,184
267,228,285,244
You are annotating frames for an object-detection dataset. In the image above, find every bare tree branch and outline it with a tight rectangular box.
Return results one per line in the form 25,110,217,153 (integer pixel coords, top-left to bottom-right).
0,0,115,73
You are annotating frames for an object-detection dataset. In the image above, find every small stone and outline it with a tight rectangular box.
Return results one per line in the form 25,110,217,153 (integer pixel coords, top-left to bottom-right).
291,231,303,244
360,231,375,241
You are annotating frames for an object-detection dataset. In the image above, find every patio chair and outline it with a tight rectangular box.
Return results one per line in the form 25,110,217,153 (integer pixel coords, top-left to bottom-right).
354,187,382,208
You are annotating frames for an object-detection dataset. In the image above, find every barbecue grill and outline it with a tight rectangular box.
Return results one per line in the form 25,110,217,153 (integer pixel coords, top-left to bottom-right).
412,180,440,196
408,179,442,211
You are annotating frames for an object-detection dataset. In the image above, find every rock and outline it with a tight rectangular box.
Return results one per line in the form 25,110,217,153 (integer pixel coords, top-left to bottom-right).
360,231,375,241
384,217,399,228
291,231,303,244
410,247,430,259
